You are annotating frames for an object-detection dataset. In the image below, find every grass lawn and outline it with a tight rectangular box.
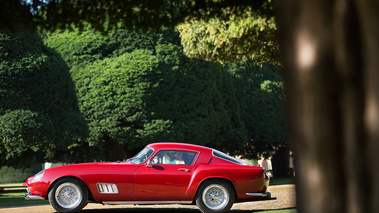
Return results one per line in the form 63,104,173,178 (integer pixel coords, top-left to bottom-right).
256,208,297,213
0,183,49,207
270,177,295,186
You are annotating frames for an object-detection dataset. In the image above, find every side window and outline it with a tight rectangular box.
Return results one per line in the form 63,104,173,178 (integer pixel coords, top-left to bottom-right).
152,151,196,165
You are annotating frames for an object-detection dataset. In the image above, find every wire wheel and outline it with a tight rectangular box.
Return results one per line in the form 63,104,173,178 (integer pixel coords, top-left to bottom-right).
202,184,229,210
196,180,235,213
55,182,82,209
48,178,88,213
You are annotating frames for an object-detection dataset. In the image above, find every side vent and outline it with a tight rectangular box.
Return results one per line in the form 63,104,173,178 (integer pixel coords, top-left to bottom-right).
97,183,119,194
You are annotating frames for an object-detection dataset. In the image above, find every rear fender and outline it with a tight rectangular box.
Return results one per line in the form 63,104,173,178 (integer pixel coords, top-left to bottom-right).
186,164,265,200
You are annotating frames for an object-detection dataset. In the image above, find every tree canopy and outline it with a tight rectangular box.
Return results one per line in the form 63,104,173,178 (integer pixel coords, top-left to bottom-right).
178,4,279,64
2,0,278,64
45,29,255,160
225,61,286,157
1,0,286,164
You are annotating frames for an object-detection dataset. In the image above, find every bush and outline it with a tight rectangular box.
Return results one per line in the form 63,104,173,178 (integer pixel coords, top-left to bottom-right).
0,31,88,162
226,61,287,157
0,164,42,184
67,32,246,160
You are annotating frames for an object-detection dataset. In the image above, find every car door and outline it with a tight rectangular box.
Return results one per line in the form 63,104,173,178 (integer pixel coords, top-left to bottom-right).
134,150,198,201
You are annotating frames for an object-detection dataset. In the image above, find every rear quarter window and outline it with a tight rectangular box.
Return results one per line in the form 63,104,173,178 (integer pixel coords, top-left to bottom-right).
212,150,248,165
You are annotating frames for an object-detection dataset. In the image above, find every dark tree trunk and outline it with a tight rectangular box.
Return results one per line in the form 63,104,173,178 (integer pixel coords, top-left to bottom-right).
279,0,379,212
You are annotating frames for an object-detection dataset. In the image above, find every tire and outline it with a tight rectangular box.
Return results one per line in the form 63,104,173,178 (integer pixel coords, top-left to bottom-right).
196,180,235,213
48,178,88,213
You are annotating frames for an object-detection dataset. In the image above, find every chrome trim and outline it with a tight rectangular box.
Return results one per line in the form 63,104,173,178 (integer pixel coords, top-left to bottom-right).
246,192,271,198
103,201,193,205
25,194,45,200
192,151,200,165
144,147,155,164
97,183,119,194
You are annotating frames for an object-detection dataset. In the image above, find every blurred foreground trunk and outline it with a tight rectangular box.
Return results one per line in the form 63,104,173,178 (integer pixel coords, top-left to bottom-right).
280,0,379,212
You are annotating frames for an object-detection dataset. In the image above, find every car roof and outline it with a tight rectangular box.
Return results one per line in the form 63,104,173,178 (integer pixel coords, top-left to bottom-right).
146,142,213,155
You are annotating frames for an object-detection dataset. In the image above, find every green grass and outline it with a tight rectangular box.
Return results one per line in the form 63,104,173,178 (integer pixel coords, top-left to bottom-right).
256,208,297,213
269,178,295,186
0,183,49,207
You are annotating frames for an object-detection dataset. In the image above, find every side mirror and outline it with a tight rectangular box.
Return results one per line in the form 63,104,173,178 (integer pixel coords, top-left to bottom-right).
146,159,152,168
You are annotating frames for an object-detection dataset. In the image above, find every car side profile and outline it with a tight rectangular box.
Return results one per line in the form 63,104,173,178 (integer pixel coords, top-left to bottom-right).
25,142,271,213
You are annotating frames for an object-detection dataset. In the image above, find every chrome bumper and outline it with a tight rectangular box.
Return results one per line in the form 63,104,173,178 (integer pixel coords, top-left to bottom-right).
246,192,271,199
25,193,44,200
25,187,44,200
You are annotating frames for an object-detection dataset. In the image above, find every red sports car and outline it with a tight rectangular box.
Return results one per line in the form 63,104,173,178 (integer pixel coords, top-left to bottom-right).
25,142,271,213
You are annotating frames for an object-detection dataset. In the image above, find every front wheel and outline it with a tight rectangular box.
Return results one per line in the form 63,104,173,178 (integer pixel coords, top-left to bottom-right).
48,178,88,212
196,180,235,213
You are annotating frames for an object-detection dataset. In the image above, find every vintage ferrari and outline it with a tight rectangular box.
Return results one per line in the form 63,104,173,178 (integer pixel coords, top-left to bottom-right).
25,142,271,213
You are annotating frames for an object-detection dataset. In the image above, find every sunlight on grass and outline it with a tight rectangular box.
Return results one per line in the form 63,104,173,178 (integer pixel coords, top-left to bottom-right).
256,208,297,213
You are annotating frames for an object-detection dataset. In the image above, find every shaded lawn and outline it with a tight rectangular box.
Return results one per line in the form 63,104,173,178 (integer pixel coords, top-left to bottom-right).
0,184,48,207
269,178,295,186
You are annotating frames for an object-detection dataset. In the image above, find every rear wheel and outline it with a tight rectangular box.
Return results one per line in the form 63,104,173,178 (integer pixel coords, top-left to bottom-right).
48,178,88,212
196,180,235,213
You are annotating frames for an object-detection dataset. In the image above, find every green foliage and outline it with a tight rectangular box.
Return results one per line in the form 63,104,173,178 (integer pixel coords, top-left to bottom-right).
0,165,41,183
44,27,286,160
43,29,179,68
60,30,246,159
29,0,270,33
3,0,279,64
72,49,164,150
1,26,285,163
0,110,51,158
0,31,88,161
178,3,279,65
2,1,286,163
226,61,286,157
147,44,246,150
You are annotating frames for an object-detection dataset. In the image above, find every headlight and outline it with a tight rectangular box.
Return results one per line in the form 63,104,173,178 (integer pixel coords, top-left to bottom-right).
31,170,44,183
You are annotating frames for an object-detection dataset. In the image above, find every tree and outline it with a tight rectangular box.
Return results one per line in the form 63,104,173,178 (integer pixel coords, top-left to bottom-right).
226,61,286,158
0,31,88,162
2,0,276,64
47,29,246,160
280,0,379,212
177,5,279,65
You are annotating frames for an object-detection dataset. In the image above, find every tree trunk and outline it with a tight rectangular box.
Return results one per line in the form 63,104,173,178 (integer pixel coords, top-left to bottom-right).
279,0,379,212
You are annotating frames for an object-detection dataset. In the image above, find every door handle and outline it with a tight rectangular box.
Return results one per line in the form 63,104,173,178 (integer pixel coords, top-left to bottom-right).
178,168,190,172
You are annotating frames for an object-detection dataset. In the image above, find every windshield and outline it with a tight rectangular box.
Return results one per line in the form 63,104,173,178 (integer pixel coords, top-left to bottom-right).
128,147,154,164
